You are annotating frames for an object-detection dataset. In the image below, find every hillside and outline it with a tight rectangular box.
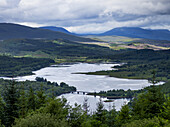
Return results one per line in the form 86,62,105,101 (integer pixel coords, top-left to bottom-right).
86,49,170,81
0,23,95,42
99,27,170,41
0,55,54,77
81,35,170,50
40,26,72,34
0,38,120,62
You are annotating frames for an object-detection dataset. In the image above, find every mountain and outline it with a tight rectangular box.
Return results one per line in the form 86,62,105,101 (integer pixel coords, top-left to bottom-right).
40,26,72,34
99,27,170,41
0,23,95,42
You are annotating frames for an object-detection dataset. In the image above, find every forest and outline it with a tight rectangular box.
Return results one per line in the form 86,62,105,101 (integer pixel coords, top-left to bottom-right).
85,49,170,81
88,80,170,99
0,38,169,127
0,55,54,77
0,77,169,127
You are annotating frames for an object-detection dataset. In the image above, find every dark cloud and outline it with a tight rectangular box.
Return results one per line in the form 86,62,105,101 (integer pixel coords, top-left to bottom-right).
0,0,170,33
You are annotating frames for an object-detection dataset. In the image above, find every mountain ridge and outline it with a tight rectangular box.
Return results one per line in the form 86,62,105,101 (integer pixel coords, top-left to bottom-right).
0,23,95,42
99,27,170,40
40,25,170,41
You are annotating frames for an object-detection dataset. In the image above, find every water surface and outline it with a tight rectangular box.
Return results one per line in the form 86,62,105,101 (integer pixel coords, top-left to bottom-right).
1,63,156,110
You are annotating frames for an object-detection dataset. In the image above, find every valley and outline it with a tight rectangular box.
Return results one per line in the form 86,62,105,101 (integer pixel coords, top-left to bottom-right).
0,23,169,127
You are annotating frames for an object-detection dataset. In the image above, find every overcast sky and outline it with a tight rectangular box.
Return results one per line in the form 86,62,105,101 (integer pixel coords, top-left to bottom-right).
0,0,170,33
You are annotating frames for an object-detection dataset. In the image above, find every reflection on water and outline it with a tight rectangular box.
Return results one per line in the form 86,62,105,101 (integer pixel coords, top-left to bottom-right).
59,93,130,111
2,63,153,91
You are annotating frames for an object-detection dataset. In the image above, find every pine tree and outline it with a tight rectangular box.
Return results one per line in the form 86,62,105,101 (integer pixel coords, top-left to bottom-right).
18,84,27,118
27,86,36,110
132,71,165,119
3,80,19,127
0,94,5,126
36,84,47,109
95,98,106,124
118,103,130,123
106,104,117,127
82,97,90,114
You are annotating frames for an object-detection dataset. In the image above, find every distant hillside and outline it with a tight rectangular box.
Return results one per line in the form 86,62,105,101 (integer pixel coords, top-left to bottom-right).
0,23,95,42
0,38,119,62
40,26,72,34
100,27,170,41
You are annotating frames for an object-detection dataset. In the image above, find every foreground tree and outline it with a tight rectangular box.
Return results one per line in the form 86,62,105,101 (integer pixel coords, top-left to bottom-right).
105,104,117,127
117,103,130,126
95,98,107,125
27,86,36,110
132,71,165,119
18,84,27,118
3,81,19,127
82,97,90,114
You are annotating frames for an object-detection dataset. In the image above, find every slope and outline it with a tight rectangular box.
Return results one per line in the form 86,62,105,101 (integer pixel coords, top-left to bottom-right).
40,26,72,34
0,38,120,62
0,23,95,42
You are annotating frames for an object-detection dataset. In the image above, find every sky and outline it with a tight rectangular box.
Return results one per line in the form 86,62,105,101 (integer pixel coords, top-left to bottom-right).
0,0,170,33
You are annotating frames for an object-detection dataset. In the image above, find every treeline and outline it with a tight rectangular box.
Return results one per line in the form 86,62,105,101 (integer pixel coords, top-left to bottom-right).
87,49,170,81
88,81,170,99
88,89,142,99
0,78,76,97
0,55,55,77
89,49,170,62
0,80,169,127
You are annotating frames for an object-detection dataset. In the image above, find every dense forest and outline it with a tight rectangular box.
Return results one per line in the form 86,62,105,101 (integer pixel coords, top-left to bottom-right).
0,55,55,77
0,38,121,62
0,78,169,127
86,49,170,81
0,78,76,97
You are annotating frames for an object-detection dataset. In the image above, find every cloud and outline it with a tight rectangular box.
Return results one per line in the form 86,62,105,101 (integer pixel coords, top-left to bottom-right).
0,0,170,33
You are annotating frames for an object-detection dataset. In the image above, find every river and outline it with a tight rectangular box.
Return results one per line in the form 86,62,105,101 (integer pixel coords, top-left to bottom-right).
1,63,157,111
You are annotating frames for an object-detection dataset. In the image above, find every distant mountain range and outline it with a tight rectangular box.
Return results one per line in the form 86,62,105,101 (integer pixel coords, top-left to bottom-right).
40,26,170,41
100,27,170,41
0,23,95,42
1,23,170,41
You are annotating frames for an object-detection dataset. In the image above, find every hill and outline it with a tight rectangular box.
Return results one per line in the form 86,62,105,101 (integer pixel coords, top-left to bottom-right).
0,38,120,62
99,27,170,41
0,23,95,42
39,26,72,34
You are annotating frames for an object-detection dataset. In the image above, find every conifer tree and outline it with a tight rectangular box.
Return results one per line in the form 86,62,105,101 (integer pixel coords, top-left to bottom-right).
106,104,117,127
0,94,5,126
117,103,130,124
36,84,47,109
18,84,27,118
27,86,36,110
82,97,90,114
3,80,19,127
95,98,106,124
132,71,165,119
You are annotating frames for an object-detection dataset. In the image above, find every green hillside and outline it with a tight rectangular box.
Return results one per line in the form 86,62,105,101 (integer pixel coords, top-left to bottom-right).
82,49,170,81
0,55,54,77
0,38,122,62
